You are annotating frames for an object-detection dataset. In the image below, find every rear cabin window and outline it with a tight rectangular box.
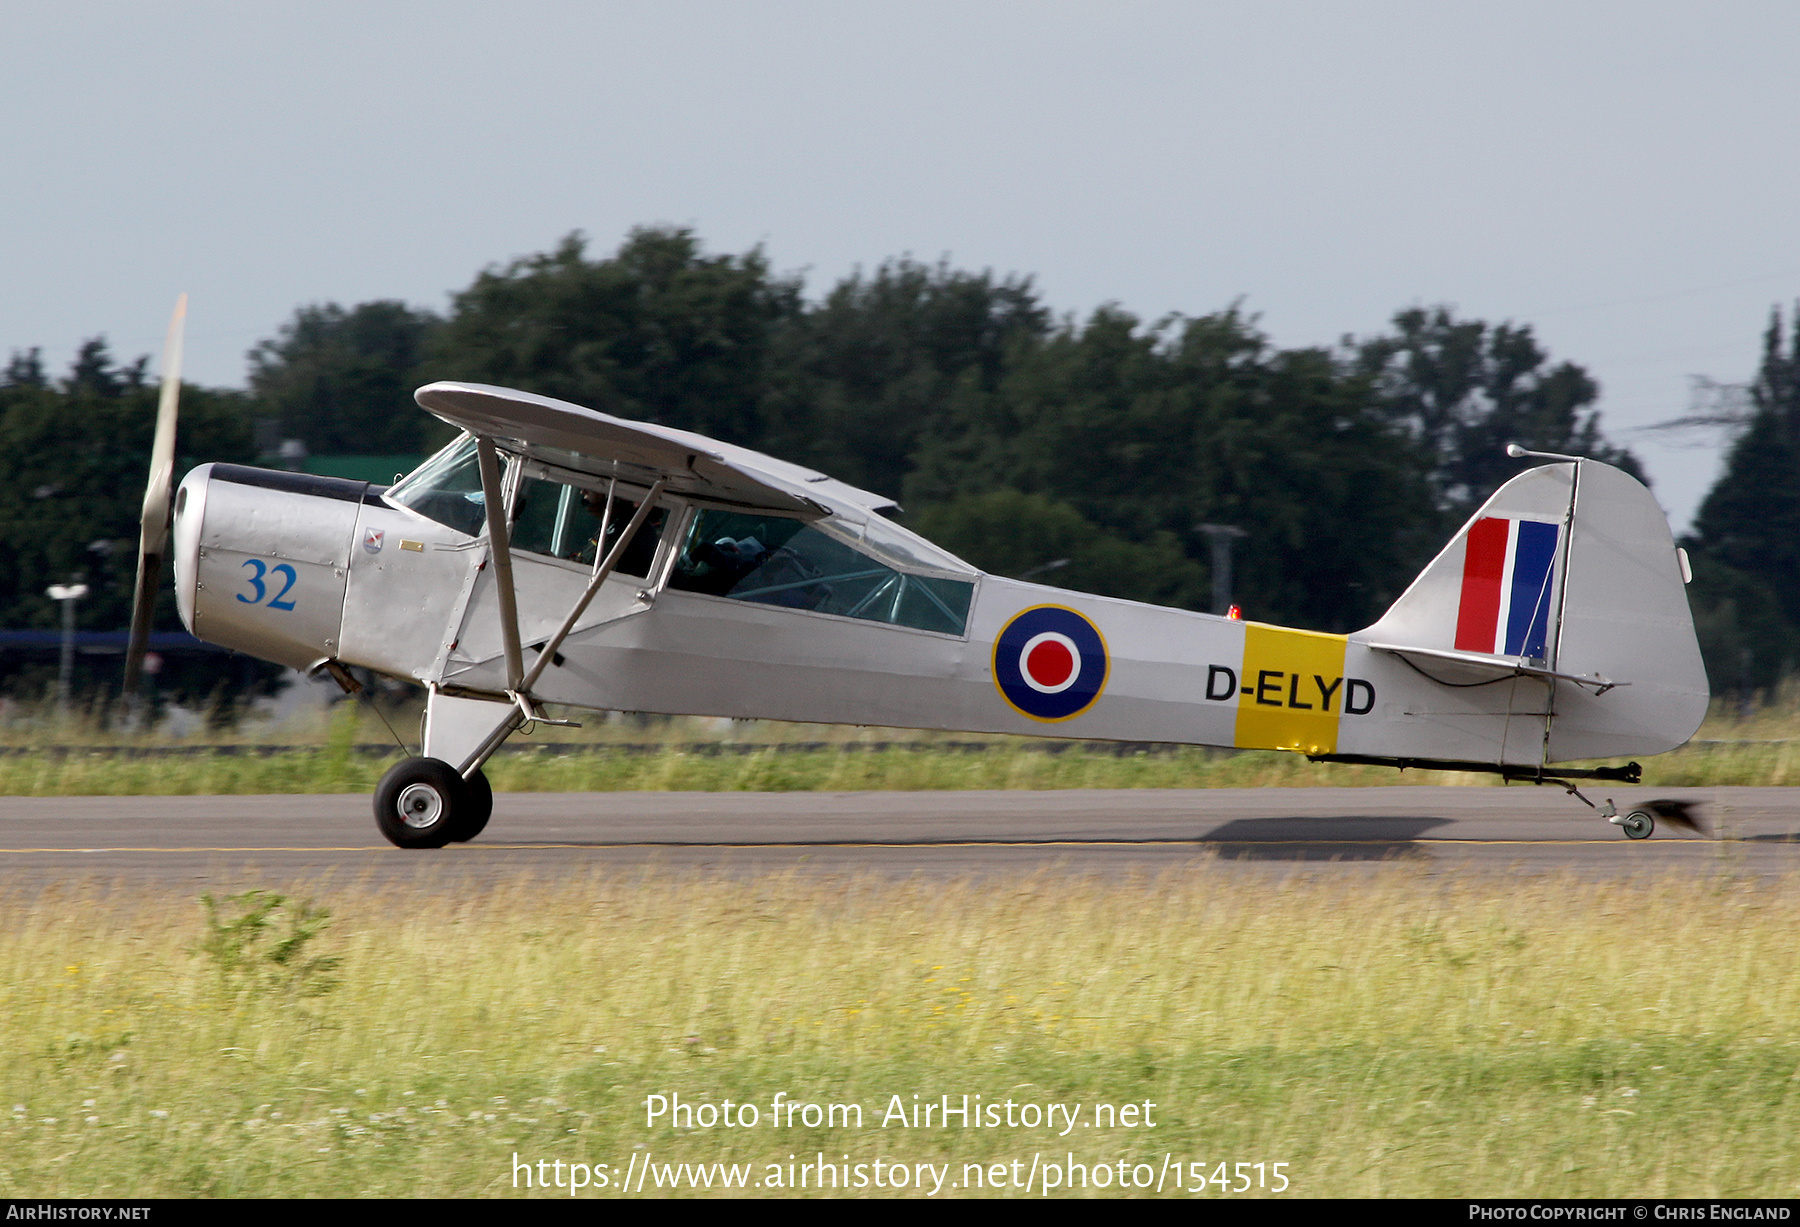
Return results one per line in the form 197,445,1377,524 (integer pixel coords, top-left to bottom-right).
669,509,973,635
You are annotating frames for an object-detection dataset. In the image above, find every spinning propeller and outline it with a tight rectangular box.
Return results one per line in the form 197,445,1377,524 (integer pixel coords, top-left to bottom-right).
122,294,186,699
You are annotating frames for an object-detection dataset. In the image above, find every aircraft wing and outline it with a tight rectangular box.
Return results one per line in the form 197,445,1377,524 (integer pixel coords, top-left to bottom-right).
414,381,900,517
1360,640,1625,694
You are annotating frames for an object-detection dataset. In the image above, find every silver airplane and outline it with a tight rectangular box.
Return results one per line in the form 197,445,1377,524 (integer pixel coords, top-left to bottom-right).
122,311,1709,848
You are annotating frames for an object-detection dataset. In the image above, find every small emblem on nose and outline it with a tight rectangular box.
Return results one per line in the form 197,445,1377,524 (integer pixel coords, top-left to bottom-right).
363,528,385,554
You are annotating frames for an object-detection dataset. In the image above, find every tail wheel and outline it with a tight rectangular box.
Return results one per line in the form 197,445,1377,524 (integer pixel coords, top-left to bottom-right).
375,757,469,849
1620,810,1655,840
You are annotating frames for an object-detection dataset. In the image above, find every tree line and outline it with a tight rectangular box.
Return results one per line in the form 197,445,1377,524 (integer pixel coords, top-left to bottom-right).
0,343,265,709
1681,309,1800,700
241,227,1636,634
16,225,1769,711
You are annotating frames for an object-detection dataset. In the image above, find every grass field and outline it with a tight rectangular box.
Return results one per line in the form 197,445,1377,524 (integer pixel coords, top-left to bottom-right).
1,687,1798,796
2,869,1796,1199
0,726,1796,796
4,700,1797,1199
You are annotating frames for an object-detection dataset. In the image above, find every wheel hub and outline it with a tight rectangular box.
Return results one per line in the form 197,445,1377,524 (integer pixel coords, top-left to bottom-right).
397,782,445,829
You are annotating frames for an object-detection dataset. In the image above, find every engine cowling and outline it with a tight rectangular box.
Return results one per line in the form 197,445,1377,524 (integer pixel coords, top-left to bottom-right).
171,464,373,673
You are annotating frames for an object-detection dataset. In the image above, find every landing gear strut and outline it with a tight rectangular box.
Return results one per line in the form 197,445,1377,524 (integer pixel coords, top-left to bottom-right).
1600,799,1658,840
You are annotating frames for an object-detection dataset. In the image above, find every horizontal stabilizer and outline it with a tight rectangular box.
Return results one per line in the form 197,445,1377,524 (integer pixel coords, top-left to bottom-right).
1363,640,1625,694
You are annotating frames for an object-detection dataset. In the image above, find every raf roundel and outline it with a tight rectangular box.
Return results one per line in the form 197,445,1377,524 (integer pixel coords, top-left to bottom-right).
993,606,1109,721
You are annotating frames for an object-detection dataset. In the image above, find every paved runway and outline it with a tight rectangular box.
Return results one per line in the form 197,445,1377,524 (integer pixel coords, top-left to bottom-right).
2,786,1798,887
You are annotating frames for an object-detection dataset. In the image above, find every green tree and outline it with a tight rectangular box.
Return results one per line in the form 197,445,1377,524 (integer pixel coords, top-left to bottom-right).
1685,306,1800,691
1684,554,1788,701
907,307,1439,630
762,258,1049,499
247,300,446,455
3,347,47,388
428,228,800,447
910,489,1207,608
1353,306,1641,515
0,339,274,710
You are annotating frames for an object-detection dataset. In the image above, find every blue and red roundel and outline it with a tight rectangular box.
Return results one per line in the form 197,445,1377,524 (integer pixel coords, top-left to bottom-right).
992,605,1109,721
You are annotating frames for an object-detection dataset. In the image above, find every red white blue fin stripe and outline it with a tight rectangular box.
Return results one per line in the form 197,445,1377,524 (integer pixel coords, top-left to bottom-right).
1453,516,1560,660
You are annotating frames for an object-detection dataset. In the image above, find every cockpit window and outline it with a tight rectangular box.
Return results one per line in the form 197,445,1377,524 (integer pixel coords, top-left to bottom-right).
386,435,487,536
670,509,973,635
387,438,666,576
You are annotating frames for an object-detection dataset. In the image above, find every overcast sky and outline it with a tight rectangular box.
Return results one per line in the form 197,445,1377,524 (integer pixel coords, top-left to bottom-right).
5,1,1798,530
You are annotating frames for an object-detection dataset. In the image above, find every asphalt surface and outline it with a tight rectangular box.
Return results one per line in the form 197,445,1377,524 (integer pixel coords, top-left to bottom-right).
2,786,1798,888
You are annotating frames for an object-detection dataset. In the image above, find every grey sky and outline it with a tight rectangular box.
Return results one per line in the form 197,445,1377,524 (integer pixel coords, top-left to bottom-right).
5,1,1798,530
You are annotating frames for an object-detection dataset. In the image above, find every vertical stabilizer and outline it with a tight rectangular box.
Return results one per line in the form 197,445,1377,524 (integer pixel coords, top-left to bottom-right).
1362,463,1577,659
1356,460,1707,763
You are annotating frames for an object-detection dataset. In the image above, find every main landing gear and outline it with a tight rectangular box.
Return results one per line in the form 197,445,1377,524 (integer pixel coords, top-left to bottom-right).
374,757,494,849
373,455,665,852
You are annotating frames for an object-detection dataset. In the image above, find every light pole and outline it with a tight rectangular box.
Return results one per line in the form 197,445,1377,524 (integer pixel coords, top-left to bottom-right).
46,583,89,716
1196,524,1246,616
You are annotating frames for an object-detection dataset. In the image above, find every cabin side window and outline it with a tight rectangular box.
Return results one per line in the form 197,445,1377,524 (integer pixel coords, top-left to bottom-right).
669,509,973,635
509,475,666,578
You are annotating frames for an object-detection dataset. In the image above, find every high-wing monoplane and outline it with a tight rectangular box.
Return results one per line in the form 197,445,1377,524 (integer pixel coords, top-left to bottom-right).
127,367,1709,847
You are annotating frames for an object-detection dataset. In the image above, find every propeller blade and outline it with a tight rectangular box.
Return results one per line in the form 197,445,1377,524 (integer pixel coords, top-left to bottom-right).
122,294,186,698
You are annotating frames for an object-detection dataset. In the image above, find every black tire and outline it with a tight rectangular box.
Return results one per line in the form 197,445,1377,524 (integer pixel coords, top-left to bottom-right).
1621,810,1655,840
450,767,493,843
374,757,469,849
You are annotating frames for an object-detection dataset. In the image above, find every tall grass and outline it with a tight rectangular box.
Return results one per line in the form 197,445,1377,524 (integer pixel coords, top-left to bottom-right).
4,687,1800,795
0,737,1795,796
2,870,1796,1198
0,744,1520,797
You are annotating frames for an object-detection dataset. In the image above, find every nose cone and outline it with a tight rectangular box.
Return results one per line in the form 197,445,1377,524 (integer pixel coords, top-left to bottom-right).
171,464,212,634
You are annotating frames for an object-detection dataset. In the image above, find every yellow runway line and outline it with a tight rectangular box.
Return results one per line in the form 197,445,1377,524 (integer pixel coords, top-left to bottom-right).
0,838,1738,853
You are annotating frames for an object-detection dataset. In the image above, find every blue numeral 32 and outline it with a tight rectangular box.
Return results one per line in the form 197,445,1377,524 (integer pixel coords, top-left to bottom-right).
238,559,297,610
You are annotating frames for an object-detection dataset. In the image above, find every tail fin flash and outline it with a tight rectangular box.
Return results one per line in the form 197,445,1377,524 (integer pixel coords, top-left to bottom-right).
1358,459,1707,762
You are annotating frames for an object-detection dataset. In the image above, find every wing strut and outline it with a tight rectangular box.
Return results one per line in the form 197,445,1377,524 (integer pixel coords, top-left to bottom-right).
474,436,525,691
